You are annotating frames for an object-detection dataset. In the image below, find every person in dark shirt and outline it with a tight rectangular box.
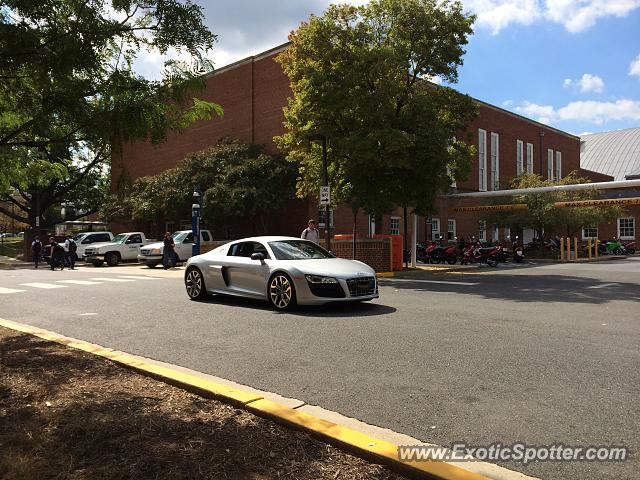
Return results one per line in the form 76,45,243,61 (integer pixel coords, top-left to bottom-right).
48,237,65,271
162,232,176,270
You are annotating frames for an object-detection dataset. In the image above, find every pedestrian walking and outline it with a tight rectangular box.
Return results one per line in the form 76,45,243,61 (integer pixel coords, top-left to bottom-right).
49,237,65,271
64,234,77,269
301,219,320,244
162,232,176,270
31,236,43,269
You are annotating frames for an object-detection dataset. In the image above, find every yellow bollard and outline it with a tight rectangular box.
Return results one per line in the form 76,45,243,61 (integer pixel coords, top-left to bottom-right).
560,237,565,261
574,237,578,261
588,238,592,259
566,237,571,261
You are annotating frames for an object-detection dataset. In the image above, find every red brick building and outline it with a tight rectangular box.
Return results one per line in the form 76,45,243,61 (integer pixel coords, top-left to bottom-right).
112,43,637,245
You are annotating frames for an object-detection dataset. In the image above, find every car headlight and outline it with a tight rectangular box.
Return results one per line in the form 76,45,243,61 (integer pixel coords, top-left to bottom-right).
151,248,162,254
305,275,338,284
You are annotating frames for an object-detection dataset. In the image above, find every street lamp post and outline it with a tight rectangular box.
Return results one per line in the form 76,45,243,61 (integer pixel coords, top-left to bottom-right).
192,189,203,256
309,134,331,251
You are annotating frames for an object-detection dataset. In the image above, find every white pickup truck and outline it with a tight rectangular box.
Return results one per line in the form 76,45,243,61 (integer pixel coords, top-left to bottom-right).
138,230,214,268
83,232,154,267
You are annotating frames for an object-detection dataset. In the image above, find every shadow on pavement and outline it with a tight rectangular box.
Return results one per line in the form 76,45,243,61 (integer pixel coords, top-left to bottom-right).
380,274,640,305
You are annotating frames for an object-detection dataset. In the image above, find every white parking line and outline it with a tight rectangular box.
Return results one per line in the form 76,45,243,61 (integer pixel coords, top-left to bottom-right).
89,277,135,282
20,282,67,289
117,276,160,280
57,280,103,286
380,279,478,286
0,287,26,294
587,282,621,289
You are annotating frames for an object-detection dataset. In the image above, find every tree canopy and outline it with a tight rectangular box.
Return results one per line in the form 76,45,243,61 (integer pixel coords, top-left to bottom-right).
275,0,477,216
0,0,221,228
104,141,298,237
480,172,625,238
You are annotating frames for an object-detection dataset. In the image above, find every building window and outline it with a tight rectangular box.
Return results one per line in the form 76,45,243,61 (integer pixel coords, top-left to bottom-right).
478,129,487,192
547,149,554,180
516,140,524,176
490,132,499,190
447,219,456,240
430,217,441,241
618,217,635,239
492,224,499,242
526,143,534,174
479,221,486,242
555,151,562,180
390,216,400,236
582,226,598,239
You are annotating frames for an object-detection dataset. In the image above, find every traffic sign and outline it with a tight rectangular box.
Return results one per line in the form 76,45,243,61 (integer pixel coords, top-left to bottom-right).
320,186,330,205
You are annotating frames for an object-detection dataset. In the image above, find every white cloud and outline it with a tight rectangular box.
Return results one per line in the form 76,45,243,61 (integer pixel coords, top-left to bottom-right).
630,54,640,76
465,0,640,34
516,99,640,125
564,73,605,93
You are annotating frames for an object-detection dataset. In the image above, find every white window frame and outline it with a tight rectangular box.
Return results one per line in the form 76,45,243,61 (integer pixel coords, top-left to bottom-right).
447,219,456,240
478,129,487,192
526,143,534,174
516,140,524,176
582,226,598,240
555,151,562,180
490,132,499,190
547,149,554,180
618,217,635,240
430,217,441,241
390,216,400,236
479,220,486,242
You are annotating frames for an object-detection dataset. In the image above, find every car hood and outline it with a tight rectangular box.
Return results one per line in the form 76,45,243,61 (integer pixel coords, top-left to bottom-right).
84,241,117,250
279,258,375,278
141,241,164,251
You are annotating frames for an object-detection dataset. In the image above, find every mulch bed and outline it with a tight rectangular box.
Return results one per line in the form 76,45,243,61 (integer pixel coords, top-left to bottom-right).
0,327,406,480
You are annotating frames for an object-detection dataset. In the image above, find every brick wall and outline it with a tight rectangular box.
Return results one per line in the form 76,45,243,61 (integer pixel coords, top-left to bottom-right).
331,237,392,272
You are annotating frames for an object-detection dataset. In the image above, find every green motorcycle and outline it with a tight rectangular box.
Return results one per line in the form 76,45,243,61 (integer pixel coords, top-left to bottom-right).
599,238,626,255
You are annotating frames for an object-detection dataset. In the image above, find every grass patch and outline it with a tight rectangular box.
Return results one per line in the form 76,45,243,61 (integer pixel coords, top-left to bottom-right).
0,239,24,259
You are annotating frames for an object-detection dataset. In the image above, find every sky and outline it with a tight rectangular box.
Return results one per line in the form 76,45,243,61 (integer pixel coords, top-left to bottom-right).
134,0,640,136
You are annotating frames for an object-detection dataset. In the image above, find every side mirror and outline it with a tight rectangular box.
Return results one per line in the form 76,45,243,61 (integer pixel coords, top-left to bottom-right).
251,252,265,261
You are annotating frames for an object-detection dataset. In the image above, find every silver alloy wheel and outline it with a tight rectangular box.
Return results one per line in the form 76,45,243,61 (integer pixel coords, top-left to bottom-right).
269,274,293,309
186,268,203,299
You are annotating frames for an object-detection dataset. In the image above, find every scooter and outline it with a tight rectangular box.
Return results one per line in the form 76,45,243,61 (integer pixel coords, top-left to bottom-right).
512,236,525,263
430,243,458,265
623,240,636,254
461,242,501,267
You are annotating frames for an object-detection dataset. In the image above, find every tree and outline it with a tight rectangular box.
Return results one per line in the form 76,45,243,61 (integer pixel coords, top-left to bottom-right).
275,0,477,218
105,141,298,237
0,0,221,228
481,172,625,239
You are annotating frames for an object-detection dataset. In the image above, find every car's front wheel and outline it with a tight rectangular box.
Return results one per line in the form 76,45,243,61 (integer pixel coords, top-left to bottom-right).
185,267,208,300
268,272,296,311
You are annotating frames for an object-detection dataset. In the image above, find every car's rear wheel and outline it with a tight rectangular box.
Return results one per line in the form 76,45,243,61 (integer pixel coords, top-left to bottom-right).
185,267,208,300
268,272,296,311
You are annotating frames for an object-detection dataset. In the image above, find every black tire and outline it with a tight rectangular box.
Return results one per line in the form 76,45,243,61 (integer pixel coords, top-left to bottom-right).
146,263,158,269
487,256,498,267
185,267,208,300
627,248,635,254
268,272,296,311
90,260,104,267
446,255,457,265
105,252,120,267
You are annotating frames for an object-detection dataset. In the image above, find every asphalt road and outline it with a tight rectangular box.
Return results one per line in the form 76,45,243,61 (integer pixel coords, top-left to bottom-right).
1,259,638,480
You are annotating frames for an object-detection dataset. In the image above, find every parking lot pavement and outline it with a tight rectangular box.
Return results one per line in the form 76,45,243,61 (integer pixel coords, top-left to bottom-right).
0,259,638,479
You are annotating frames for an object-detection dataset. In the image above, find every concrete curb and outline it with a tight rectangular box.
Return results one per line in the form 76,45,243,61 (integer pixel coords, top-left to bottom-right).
0,317,494,480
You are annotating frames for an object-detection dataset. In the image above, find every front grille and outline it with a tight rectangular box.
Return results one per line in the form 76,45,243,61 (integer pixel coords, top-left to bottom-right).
140,249,151,255
84,248,95,255
346,277,377,297
307,281,346,298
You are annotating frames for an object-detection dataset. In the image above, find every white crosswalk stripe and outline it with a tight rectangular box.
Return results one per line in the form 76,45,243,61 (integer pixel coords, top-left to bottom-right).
57,280,103,286
20,282,67,289
117,276,160,280
0,287,26,294
89,277,135,282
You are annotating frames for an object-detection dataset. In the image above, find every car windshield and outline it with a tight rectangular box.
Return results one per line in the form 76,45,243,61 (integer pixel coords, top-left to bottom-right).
73,234,86,242
268,240,334,260
172,232,189,243
112,234,127,244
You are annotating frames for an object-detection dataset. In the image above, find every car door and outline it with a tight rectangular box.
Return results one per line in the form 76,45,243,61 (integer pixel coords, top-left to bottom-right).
123,234,143,260
224,241,271,297
176,232,193,260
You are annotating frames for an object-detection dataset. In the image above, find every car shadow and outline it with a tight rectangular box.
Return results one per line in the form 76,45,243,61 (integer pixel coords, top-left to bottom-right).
194,295,396,317
379,274,640,305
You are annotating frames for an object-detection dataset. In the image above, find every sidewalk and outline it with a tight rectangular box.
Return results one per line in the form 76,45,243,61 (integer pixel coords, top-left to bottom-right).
0,325,406,480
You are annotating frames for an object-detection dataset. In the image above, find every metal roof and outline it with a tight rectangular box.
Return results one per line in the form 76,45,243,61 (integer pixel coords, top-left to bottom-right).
580,127,640,181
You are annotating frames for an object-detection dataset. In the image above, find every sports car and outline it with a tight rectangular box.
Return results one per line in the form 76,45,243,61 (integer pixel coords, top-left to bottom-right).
184,236,379,310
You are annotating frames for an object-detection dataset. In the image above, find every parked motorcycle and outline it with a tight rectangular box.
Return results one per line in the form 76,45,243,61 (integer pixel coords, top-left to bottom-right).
623,240,636,254
599,238,626,255
429,243,458,265
461,242,501,267
512,236,524,263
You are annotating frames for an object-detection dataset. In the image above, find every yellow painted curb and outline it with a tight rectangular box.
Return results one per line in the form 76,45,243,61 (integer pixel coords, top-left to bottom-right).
0,317,489,480
376,271,396,278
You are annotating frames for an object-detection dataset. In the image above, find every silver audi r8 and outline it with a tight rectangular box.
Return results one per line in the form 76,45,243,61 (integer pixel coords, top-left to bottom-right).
184,236,379,310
